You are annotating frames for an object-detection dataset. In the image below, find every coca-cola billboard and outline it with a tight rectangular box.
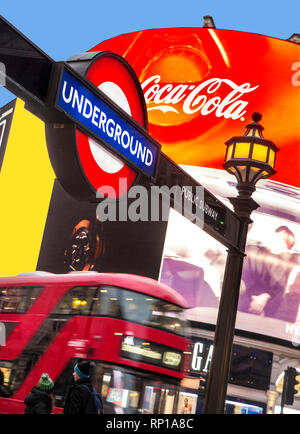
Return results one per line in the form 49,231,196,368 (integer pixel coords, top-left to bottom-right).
89,28,300,188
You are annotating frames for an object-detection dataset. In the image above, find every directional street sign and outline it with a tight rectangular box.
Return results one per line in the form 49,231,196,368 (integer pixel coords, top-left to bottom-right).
0,15,55,118
155,153,241,250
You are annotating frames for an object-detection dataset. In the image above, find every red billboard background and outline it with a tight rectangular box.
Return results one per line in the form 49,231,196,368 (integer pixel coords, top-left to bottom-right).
90,28,300,188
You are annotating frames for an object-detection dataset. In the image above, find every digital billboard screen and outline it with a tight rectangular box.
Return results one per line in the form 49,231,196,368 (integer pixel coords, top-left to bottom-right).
159,167,300,345
92,28,300,189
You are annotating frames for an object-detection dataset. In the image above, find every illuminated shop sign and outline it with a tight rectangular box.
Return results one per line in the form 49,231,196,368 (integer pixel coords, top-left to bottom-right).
56,67,159,179
121,335,182,371
190,338,272,390
190,339,213,374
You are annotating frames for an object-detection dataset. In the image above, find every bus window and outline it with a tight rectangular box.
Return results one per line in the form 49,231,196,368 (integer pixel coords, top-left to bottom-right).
0,361,12,387
49,284,185,336
50,285,120,318
118,289,186,336
93,364,142,414
8,318,68,394
100,371,112,399
52,286,97,315
140,382,179,414
27,317,67,352
0,287,42,313
95,286,120,317
150,301,186,336
10,353,40,392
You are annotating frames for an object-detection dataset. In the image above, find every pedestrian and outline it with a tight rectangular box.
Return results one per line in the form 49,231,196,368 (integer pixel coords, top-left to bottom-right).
24,373,55,414
64,361,103,414
0,369,10,397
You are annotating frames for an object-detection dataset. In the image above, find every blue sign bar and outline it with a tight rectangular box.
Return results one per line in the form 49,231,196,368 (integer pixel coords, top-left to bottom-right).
56,68,158,178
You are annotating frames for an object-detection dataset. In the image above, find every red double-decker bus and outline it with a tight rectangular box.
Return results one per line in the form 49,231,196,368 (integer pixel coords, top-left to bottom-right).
0,272,190,414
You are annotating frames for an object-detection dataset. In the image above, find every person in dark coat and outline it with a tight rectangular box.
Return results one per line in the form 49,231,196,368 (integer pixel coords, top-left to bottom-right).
24,373,54,414
63,361,94,414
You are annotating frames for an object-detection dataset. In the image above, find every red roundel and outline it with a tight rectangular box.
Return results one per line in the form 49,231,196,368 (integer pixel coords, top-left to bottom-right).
76,52,148,198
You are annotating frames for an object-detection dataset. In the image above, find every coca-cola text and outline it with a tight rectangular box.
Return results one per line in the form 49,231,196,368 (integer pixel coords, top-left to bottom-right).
141,75,259,121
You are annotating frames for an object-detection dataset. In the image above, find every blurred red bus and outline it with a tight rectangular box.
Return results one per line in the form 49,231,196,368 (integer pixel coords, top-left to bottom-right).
0,272,190,414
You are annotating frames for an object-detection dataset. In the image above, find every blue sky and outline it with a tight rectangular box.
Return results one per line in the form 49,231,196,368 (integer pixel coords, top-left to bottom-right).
1,0,300,107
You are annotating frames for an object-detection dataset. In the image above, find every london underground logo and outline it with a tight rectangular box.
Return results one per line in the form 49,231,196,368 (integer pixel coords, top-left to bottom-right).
88,82,131,175
75,52,148,198
46,52,150,202
58,69,156,182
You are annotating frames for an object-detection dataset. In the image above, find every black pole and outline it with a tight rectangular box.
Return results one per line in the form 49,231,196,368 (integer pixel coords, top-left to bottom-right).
203,192,259,414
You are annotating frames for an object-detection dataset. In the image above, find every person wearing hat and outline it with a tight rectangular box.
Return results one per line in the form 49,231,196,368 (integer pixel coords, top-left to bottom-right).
63,361,94,414
24,373,55,414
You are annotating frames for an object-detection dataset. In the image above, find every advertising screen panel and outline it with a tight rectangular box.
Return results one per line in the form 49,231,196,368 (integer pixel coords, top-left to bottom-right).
92,28,300,188
37,180,167,280
159,166,300,345
0,99,55,277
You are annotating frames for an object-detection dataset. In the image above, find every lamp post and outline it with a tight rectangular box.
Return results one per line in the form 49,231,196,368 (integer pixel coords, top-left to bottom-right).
203,112,279,414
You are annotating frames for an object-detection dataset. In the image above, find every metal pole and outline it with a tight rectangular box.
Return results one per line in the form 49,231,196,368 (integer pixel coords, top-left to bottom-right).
281,369,287,414
203,194,259,414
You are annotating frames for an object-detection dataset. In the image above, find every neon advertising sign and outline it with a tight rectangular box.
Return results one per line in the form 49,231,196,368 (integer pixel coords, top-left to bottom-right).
92,27,300,189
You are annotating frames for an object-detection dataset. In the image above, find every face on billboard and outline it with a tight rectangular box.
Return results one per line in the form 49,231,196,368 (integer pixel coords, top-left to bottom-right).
159,167,300,345
91,28,300,188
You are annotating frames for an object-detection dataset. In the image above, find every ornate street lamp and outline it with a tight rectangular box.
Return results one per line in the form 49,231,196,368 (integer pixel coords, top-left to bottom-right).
223,112,278,197
203,113,279,414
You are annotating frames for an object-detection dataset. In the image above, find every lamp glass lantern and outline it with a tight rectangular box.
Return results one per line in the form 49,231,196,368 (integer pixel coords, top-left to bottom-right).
223,113,279,193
